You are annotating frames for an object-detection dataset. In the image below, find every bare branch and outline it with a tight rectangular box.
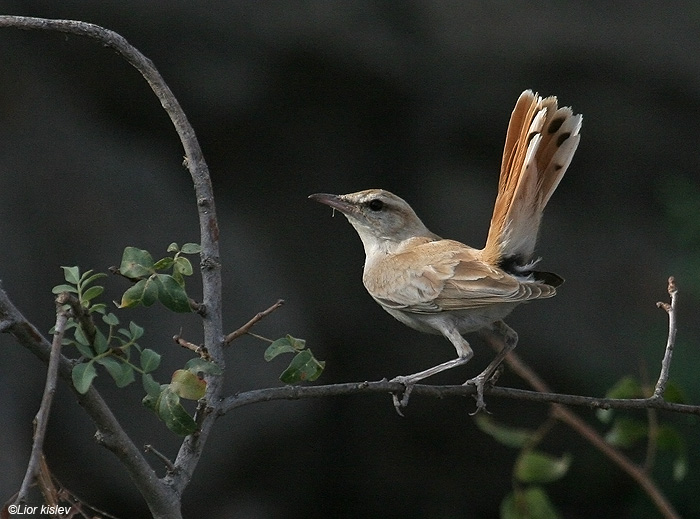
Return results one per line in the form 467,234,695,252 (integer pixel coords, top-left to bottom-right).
145,445,176,474
654,276,679,398
218,379,700,416
173,333,211,361
0,287,181,519
224,299,285,344
14,297,69,505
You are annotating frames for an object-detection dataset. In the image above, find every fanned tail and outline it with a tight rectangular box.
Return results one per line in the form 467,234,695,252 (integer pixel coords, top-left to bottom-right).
482,90,582,269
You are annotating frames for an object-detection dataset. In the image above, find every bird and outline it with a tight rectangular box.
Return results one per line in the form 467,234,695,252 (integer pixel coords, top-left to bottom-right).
309,90,582,412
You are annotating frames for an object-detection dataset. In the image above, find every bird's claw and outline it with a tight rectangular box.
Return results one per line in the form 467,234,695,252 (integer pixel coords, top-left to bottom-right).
464,374,494,415
390,376,415,415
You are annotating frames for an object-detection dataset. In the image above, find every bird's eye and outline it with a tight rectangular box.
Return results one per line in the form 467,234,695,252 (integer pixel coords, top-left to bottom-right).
367,199,384,211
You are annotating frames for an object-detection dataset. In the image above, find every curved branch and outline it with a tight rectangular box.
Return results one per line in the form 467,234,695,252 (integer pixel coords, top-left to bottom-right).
0,14,224,510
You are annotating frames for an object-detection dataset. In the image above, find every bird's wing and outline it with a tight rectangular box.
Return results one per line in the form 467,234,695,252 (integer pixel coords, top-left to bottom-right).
363,239,556,314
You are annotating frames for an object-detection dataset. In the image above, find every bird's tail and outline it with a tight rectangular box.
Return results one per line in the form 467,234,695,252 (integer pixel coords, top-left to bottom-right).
482,90,582,269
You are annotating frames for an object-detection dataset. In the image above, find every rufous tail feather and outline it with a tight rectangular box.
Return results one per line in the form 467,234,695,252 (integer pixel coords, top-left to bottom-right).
482,90,582,268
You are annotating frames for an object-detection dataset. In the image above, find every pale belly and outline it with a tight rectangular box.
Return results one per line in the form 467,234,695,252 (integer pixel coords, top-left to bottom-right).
381,303,519,336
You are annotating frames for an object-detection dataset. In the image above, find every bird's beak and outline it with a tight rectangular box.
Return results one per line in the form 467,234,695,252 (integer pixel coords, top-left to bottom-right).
308,193,357,216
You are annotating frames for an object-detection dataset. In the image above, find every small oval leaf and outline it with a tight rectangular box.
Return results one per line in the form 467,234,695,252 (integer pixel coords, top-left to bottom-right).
279,349,325,383
515,451,571,484
171,369,206,400
120,247,155,278
140,348,161,373
155,274,191,313
62,266,81,285
72,362,97,394
157,388,198,436
180,243,202,254
185,358,223,375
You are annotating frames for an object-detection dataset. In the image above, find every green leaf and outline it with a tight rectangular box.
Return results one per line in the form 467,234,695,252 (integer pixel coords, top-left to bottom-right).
102,313,120,326
264,335,306,361
74,325,90,346
663,381,686,404
153,257,175,270
81,285,104,303
180,243,202,254
80,271,108,288
97,356,135,388
90,303,107,314
167,242,180,253
73,341,95,359
605,376,644,399
72,361,97,394
501,487,560,519
474,415,535,448
673,456,688,482
280,349,325,383
142,373,162,398
62,266,81,285
157,388,198,436
52,284,78,294
170,369,206,400
140,348,161,373
173,256,194,276
264,337,297,361
119,278,158,308
93,329,109,355
120,247,155,279
605,417,647,448
129,321,145,341
154,274,191,313
185,357,223,375
515,451,571,484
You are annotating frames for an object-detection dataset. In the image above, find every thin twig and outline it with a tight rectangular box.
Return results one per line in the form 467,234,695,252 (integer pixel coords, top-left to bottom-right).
173,333,211,361
144,445,176,473
14,296,69,505
654,277,678,398
224,299,285,345
479,326,682,519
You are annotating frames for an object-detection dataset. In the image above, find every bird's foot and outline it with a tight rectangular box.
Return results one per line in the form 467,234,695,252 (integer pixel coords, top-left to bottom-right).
389,376,415,416
464,369,500,415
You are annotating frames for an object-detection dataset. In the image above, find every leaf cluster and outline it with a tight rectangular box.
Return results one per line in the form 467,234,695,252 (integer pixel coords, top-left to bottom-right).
118,243,201,313
264,334,325,383
53,266,160,393
597,376,688,481
477,415,569,519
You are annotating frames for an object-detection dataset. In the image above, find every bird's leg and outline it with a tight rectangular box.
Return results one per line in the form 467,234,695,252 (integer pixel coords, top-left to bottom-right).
465,320,518,413
391,327,473,412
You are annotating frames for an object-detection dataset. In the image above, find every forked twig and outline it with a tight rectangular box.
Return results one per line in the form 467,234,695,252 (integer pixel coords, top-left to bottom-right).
653,277,678,398
13,296,70,506
224,299,285,345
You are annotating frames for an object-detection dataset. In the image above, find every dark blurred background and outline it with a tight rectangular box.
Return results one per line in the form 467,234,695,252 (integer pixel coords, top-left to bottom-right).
1,2,699,518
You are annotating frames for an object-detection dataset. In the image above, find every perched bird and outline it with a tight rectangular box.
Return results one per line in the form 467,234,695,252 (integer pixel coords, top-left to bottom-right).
310,90,581,412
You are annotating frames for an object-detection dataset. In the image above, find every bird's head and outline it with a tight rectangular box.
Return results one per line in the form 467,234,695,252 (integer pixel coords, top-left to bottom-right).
309,189,435,254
